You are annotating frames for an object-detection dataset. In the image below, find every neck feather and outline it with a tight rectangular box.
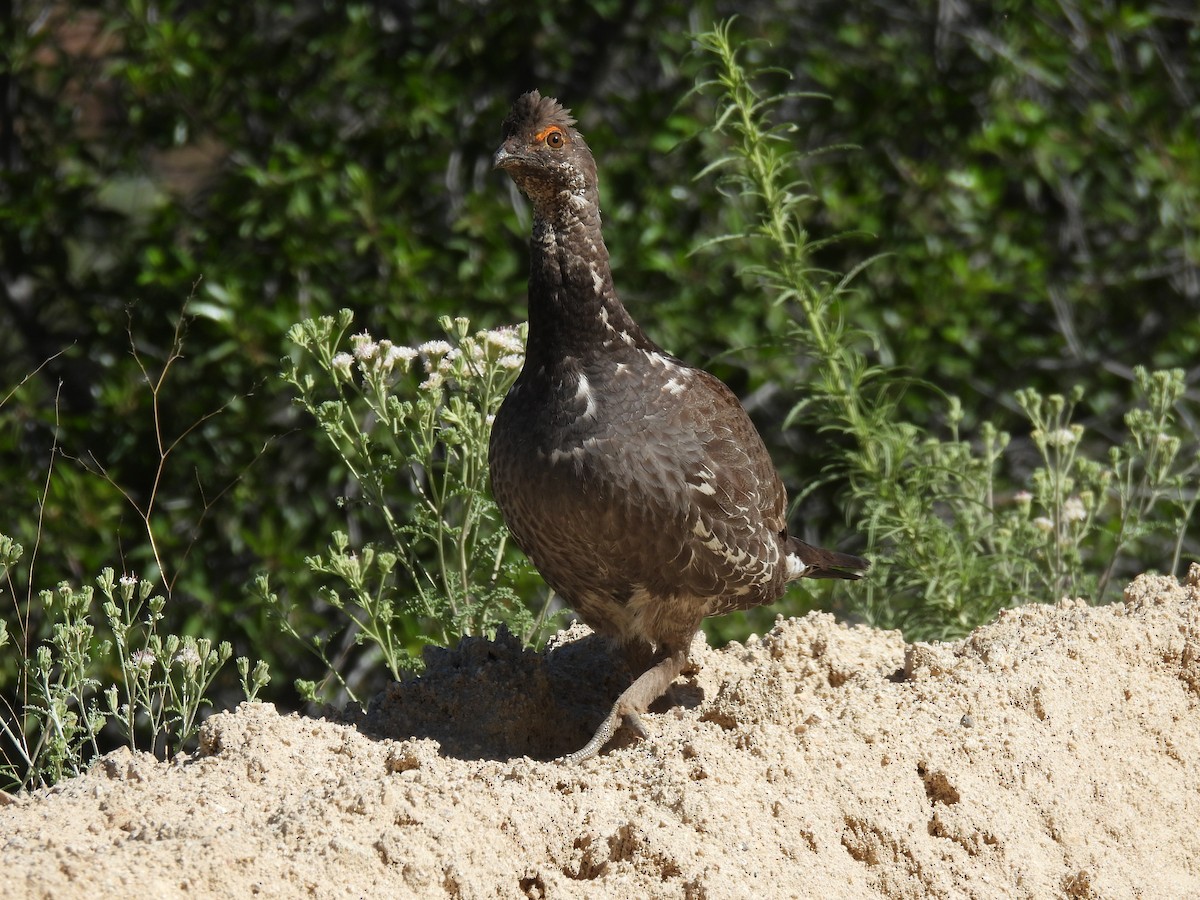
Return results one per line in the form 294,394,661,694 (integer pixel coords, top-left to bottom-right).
523,197,652,365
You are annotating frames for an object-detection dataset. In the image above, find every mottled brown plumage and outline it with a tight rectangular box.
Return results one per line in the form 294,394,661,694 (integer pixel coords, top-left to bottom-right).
489,90,868,763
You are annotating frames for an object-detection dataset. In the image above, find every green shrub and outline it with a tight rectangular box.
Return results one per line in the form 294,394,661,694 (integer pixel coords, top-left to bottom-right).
695,20,1198,639
0,549,267,791
264,311,551,702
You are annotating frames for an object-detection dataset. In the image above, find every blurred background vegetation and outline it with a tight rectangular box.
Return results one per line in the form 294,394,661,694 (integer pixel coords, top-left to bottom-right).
3,0,1197,716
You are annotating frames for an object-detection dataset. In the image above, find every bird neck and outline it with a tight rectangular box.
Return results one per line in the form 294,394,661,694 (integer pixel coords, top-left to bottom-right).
523,205,653,368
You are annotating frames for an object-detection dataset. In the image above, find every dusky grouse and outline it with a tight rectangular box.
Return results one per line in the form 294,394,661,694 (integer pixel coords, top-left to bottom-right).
489,90,869,763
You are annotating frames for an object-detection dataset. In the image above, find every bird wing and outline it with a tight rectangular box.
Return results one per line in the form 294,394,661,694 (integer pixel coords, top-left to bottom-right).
669,368,790,612
585,360,789,612
490,352,793,624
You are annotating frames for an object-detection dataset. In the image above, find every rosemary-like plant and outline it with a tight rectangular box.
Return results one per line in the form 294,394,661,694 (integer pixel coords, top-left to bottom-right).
694,21,1198,638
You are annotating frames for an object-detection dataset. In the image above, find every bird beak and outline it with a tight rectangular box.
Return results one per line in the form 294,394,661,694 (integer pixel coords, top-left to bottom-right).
493,144,515,171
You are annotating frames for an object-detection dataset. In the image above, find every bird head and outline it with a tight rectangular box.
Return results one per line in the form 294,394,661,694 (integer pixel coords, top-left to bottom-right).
494,90,599,217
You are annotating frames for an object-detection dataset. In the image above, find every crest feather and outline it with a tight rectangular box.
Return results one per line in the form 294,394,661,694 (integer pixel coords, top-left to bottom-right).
502,90,576,139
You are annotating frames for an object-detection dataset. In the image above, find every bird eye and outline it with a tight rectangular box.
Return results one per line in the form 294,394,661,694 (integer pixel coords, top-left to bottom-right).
543,128,565,149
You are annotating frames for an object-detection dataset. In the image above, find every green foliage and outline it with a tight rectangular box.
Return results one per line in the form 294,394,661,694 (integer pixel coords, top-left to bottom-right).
0,3,724,707
0,549,263,791
775,0,1200,409
2,0,1196,764
695,20,1199,639
271,311,550,699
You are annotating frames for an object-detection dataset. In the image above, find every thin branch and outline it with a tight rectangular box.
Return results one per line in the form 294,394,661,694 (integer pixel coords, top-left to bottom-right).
28,382,63,609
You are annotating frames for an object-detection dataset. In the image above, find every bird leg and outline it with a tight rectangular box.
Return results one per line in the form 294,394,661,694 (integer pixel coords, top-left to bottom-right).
559,645,690,764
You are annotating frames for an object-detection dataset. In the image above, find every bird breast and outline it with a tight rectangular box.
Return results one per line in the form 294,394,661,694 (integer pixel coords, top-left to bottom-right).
488,347,790,627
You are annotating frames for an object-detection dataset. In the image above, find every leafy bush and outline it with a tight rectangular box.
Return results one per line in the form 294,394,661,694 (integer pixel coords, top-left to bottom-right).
0,545,268,791
3,3,1196,786
263,311,550,702
695,20,1198,639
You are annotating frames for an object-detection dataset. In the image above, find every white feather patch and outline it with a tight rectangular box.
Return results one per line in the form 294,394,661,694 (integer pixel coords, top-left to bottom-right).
575,373,598,419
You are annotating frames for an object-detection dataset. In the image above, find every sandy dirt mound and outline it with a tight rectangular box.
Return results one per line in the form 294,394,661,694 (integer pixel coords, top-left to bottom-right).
3,568,1200,899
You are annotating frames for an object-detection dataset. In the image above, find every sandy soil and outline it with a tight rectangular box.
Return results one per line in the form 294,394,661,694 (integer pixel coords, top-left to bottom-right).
3,568,1199,899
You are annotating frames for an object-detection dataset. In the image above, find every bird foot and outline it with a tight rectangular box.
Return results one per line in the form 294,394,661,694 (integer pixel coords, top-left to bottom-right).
556,648,688,764
557,704,626,765
557,709,648,765
624,710,649,739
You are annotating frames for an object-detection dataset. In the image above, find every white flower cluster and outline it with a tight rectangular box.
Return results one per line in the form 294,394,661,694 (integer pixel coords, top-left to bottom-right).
174,645,202,669
1031,495,1088,534
330,331,423,383
1041,425,1083,448
417,324,526,392
331,323,525,390
348,331,421,379
417,339,454,363
417,340,457,391
1061,496,1087,522
466,328,525,371
331,352,355,379
483,326,525,363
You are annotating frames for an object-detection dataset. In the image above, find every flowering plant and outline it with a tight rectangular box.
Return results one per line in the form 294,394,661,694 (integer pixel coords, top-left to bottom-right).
699,23,1199,638
0,561,267,789
268,311,545,697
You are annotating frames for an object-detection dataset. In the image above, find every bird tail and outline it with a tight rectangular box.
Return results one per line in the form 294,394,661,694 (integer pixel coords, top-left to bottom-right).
785,538,870,581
